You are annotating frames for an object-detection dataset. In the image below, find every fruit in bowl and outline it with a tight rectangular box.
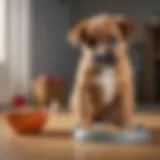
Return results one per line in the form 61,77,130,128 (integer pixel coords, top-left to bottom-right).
12,95,27,108
6,109,48,134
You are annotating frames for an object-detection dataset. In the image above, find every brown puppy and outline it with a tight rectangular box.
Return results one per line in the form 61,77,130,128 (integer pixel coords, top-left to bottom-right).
68,14,137,128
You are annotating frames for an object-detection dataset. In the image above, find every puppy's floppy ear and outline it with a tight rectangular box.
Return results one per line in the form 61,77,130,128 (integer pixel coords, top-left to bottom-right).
68,20,88,47
116,16,137,40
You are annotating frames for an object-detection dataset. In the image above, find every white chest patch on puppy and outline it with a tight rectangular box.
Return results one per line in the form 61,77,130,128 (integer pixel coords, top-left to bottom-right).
97,68,116,105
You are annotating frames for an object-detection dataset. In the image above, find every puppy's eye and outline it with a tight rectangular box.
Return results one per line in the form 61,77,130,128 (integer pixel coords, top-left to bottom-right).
87,38,97,47
107,36,118,46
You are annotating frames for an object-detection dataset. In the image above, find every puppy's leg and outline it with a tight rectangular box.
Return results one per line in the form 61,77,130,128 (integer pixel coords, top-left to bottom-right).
72,86,94,129
118,82,135,128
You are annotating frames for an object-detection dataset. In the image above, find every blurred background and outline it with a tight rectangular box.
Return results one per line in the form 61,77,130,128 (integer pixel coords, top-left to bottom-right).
0,1,160,159
1,0,160,108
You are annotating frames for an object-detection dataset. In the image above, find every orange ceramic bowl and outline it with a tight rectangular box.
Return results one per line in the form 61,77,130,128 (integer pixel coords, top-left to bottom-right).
6,109,48,134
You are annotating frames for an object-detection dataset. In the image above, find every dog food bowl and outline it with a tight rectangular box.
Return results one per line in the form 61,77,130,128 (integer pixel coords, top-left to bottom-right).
74,123,150,143
5,109,48,134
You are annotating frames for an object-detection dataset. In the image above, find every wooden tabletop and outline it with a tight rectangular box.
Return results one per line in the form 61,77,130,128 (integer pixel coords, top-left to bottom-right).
1,111,160,160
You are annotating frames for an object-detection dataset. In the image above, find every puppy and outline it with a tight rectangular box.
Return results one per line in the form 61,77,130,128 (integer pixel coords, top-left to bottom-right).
68,14,137,128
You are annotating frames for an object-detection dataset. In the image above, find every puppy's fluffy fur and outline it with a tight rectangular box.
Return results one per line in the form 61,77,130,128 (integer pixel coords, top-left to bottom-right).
68,14,137,128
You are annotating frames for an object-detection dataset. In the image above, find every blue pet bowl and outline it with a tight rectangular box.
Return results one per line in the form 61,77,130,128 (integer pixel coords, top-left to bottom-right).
73,124,150,143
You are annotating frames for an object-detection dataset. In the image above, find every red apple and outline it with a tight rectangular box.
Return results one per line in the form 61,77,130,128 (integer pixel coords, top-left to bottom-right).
12,95,27,108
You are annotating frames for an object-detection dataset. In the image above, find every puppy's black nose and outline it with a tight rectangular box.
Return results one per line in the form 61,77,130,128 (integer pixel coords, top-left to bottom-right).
104,52,117,65
93,51,117,66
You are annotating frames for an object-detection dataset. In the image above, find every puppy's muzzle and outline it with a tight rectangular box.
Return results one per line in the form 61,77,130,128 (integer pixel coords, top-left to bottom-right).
93,51,117,67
